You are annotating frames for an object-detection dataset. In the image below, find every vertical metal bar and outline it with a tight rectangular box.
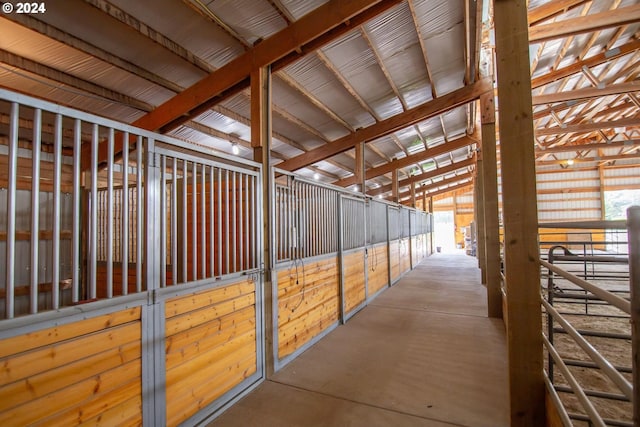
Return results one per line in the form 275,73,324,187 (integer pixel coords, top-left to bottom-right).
192,162,197,280
136,135,143,293
171,158,177,285
201,163,206,279
245,173,250,268
121,132,129,295
30,109,42,313
50,114,63,309
160,155,167,288
628,206,640,426
209,165,215,277
238,173,245,271
182,159,188,282
106,128,114,299
72,119,81,304
89,124,98,300
251,174,257,269
217,167,222,276
225,169,230,275
5,103,19,318
232,171,237,272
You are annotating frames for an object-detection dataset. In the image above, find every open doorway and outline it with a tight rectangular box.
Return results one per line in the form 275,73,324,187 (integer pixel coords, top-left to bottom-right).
433,210,456,253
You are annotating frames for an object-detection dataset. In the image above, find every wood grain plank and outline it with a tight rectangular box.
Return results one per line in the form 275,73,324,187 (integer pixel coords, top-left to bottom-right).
167,352,256,426
165,304,255,355
0,360,140,426
165,279,255,318
165,293,255,337
0,307,141,358
166,316,256,369
166,329,256,389
0,340,140,411
0,322,140,385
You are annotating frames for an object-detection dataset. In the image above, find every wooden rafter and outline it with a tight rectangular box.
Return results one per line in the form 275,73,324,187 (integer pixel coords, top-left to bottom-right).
277,78,491,172
529,4,640,43
335,135,476,187
368,157,475,196
528,0,590,26
132,0,402,133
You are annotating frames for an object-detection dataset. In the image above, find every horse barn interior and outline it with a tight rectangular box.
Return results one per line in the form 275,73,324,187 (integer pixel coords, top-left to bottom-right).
0,0,639,426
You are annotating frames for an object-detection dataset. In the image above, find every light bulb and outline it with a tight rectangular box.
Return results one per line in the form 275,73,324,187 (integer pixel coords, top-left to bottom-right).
231,143,240,155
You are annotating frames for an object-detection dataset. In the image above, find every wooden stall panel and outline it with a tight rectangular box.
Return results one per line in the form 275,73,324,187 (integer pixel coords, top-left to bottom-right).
0,307,142,426
367,243,389,297
343,250,366,315
389,240,400,282
277,257,339,359
399,239,411,274
164,278,257,426
411,237,419,266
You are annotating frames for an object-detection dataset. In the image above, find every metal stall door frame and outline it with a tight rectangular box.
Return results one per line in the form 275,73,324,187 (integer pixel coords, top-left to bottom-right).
387,205,401,285
339,195,367,323
143,139,265,426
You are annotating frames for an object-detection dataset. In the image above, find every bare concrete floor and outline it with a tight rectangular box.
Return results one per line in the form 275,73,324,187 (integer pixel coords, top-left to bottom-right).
209,252,509,427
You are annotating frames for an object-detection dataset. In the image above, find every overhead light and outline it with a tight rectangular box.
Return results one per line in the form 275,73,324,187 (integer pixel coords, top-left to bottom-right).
378,194,383,199
566,159,574,166
313,172,320,180
354,185,359,192
231,142,240,155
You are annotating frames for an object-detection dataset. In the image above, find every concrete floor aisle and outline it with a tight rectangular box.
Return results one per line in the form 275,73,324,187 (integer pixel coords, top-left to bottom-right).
209,252,509,427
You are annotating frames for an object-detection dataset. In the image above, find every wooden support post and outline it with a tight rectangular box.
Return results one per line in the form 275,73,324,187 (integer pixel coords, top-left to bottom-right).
355,141,365,194
410,182,416,208
480,92,503,319
494,0,545,424
598,151,606,220
251,65,274,377
423,190,428,212
475,152,487,284
391,169,399,203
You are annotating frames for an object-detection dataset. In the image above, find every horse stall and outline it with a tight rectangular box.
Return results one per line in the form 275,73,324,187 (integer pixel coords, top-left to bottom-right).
0,89,263,426
0,88,433,425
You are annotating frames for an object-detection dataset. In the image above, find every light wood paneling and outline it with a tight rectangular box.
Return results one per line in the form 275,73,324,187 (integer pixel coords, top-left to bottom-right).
399,239,411,274
0,308,142,426
367,244,389,296
343,250,366,315
165,278,258,426
277,257,340,359
389,240,400,282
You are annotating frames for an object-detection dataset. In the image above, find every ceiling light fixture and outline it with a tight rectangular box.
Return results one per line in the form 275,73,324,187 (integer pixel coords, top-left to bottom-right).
313,172,320,180
566,159,574,166
231,142,240,155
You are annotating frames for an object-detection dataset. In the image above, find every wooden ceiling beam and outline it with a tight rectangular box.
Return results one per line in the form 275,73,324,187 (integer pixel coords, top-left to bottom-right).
532,81,640,105
132,0,398,132
398,171,473,199
368,157,475,196
277,78,491,171
536,116,640,136
406,180,474,202
536,139,640,154
530,38,640,89
527,0,590,26
529,4,640,44
335,135,476,187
